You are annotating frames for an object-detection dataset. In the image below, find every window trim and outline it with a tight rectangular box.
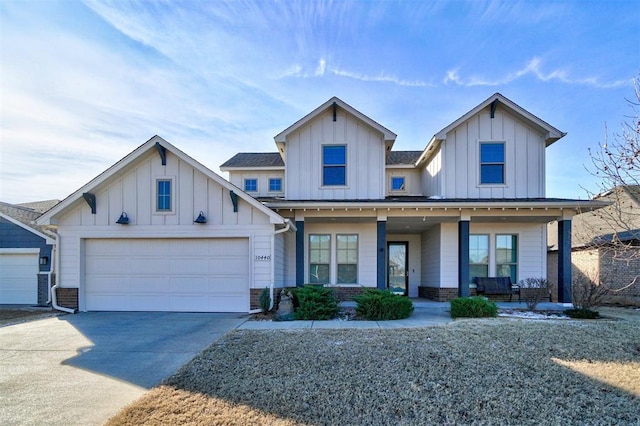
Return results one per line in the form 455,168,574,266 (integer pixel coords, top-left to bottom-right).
309,234,331,284
479,141,506,185
243,178,258,192
322,144,347,187
495,234,518,283
336,234,358,284
268,177,283,192
469,234,490,285
390,176,406,192
154,176,175,214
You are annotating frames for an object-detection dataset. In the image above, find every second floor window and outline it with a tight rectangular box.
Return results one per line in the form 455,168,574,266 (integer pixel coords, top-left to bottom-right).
244,178,257,192
391,176,405,191
480,142,505,184
269,178,282,192
323,145,346,186
157,179,172,211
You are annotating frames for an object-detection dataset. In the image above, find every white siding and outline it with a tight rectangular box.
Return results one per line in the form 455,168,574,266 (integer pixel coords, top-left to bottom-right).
285,111,385,200
429,107,546,199
420,225,441,288
273,233,285,287
283,229,296,287
440,223,459,288
228,170,285,198
423,148,443,198
303,222,377,286
385,168,422,196
252,234,272,289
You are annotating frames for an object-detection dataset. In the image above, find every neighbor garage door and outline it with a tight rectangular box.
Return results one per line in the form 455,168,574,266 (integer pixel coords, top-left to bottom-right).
84,238,249,312
0,251,39,304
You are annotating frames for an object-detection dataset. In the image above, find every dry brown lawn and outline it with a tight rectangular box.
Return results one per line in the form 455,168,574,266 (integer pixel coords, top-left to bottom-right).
0,309,61,327
107,308,640,426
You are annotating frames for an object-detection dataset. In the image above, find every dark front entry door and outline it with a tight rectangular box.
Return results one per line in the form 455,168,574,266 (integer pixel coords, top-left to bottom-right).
387,242,408,296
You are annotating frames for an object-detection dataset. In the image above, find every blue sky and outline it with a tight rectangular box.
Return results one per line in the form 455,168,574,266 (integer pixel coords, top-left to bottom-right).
1,0,638,204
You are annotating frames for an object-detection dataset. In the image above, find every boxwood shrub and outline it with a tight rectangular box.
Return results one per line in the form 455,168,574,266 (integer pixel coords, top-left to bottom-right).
565,308,600,319
354,288,414,320
290,285,338,320
450,296,497,318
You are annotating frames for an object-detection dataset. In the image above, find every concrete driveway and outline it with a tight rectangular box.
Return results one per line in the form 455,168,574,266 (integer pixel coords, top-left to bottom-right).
0,312,248,425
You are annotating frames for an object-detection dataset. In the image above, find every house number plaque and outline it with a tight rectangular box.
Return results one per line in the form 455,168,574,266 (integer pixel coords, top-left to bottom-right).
255,254,271,261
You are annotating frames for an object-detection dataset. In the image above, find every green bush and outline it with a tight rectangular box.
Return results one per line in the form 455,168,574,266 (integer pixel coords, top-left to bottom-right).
565,308,600,319
354,289,414,320
259,287,271,314
450,296,497,318
291,285,338,320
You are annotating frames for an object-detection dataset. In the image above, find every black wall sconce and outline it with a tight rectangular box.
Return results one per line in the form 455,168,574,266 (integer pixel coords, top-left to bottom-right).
116,212,129,225
194,211,207,224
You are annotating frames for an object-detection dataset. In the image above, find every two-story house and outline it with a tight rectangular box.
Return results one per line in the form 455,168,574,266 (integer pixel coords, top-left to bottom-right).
37,94,606,312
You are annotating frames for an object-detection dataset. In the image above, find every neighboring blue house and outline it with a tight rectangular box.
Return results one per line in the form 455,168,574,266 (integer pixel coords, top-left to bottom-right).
0,200,57,305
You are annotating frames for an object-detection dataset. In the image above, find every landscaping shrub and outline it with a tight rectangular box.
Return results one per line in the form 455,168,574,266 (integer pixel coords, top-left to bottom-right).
565,308,600,319
354,289,414,320
291,285,338,320
259,287,271,314
518,277,551,311
450,296,497,318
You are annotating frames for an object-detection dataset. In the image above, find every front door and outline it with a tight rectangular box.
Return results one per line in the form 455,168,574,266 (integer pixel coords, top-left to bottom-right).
387,242,408,296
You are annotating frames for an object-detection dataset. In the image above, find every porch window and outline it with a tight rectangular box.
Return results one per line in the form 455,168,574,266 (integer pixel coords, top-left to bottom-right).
469,234,489,283
309,234,330,284
157,179,172,211
322,145,346,186
480,142,505,184
244,178,258,192
337,234,358,284
496,234,518,283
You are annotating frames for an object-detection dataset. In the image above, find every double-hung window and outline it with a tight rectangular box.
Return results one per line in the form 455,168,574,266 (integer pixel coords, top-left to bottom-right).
268,178,282,192
337,234,358,284
480,142,505,184
469,234,489,284
157,179,172,211
322,145,346,186
244,178,258,192
309,234,330,284
496,235,518,283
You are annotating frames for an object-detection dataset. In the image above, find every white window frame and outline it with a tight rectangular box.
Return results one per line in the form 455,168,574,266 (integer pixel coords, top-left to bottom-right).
336,234,358,284
321,144,347,187
153,176,175,214
390,176,406,192
495,234,518,283
478,141,506,186
244,178,258,192
268,177,283,192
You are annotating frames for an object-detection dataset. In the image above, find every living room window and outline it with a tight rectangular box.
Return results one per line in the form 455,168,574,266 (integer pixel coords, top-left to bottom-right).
496,234,518,283
480,142,505,184
322,145,346,186
337,234,358,284
469,234,489,283
244,178,258,192
309,234,330,284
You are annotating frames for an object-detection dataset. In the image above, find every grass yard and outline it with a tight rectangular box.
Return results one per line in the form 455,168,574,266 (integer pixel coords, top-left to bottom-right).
0,309,60,327
107,308,640,425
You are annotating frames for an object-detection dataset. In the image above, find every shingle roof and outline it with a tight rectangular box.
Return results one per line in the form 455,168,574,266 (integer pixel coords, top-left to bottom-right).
220,153,284,168
221,150,424,168
387,151,422,165
15,199,60,213
0,201,57,235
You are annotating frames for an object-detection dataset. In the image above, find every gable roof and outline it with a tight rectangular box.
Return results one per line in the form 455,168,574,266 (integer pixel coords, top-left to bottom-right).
387,151,423,166
417,93,566,167
220,152,284,169
0,201,55,243
37,136,286,226
274,97,397,144
15,199,60,214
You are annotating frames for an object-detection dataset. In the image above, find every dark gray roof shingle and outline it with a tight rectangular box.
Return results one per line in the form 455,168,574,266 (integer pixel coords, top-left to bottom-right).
221,153,284,168
387,151,422,165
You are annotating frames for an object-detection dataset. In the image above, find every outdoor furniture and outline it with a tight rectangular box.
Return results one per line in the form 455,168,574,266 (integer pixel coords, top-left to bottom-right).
474,277,521,302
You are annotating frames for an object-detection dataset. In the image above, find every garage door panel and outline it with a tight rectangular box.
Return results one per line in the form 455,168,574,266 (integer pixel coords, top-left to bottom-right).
85,239,250,312
0,253,38,304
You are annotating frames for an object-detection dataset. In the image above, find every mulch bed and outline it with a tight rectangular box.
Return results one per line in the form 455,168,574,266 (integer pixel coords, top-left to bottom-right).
107,308,640,425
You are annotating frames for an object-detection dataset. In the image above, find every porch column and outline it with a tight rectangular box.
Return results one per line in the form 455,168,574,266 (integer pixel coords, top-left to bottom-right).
458,219,470,297
296,220,304,287
377,220,386,290
558,219,572,303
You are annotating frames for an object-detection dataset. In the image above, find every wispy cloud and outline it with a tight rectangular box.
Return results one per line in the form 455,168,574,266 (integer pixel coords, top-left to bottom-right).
444,57,630,89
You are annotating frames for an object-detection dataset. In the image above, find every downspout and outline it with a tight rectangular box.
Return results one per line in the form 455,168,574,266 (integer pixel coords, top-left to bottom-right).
269,219,293,311
47,228,76,314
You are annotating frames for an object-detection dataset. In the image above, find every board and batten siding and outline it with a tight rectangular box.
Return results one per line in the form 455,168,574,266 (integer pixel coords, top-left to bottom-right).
422,149,443,198
385,168,422,196
302,222,377,286
285,110,385,200
228,170,285,198
428,107,546,199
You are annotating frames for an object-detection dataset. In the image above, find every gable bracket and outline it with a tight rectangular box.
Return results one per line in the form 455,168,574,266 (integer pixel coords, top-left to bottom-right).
155,142,167,166
82,192,96,214
490,99,499,119
332,102,337,122
230,190,239,213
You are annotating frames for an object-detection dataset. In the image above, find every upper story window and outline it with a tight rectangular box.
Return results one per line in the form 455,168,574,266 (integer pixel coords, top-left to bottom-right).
157,179,172,211
322,145,346,186
480,142,505,184
244,178,258,192
268,178,282,192
391,176,406,192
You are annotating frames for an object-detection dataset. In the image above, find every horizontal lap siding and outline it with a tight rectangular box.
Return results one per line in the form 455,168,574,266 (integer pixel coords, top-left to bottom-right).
420,225,441,287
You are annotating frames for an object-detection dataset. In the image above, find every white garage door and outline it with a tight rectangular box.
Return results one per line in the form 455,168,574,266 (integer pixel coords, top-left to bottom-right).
85,238,250,312
0,251,38,304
